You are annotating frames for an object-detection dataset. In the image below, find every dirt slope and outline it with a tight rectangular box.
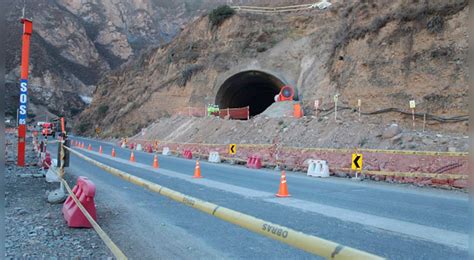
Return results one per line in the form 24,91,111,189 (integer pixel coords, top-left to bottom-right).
78,0,468,138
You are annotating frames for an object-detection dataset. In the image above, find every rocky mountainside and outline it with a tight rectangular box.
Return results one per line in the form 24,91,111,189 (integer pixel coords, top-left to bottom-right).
5,0,238,122
78,0,468,137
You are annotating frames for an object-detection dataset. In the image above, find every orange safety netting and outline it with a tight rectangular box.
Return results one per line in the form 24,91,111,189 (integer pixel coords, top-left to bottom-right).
175,106,249,120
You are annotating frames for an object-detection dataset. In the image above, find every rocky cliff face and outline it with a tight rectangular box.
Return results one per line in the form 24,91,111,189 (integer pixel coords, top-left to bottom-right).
5,0,223,122
78,0,468,137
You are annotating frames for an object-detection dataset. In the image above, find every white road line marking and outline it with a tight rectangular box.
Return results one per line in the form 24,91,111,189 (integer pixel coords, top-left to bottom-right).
74,147,469,251
266,198,468,250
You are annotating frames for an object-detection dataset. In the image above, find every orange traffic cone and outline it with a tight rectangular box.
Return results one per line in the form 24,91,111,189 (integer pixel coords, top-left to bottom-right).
276,171,290,197
130,151,135,162
153,155,159,169
99,145,103,154
111,148,116,157
193,160,202,178
81,142,85,149
88,144,92,150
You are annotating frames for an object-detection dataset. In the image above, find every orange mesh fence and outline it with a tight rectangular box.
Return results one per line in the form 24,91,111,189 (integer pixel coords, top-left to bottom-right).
174,106,249,120
125,138,468,180
175,107,207,117
219,106,250,120
5,128,17,134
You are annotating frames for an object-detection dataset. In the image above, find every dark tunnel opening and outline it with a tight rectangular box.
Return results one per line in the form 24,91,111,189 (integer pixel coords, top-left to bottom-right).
215,71,286,117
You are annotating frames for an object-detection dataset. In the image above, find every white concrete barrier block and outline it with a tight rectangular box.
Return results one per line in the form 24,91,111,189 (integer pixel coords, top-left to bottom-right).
45,161,60,183
208,151,221,163
162,147,170,156
136,143,142,151
307,159,329,178
320,160,330,177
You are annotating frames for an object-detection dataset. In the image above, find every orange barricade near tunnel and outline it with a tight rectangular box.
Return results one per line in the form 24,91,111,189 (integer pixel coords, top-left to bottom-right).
293,103,303,118
175,106,250,120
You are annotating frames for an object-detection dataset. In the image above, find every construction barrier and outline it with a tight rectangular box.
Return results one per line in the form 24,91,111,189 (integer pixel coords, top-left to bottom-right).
247,155,262,169
47,144,127,259
65,146,383,259
123,138,468,187
208,151,221,163
42,152,52,170
182,149,193,159
62,176,97,228
5,128,17,134
219,106,250,120
162,147,171,156
175,107,206,117
144,144,153,153
307,160,329,178
175,106,250,120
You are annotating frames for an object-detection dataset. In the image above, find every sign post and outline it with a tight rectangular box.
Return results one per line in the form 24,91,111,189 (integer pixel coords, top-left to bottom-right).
409,100,416,129
351,153,363,179
17,18,33,167
357,99,361,121
423,113,426,132
314,99,319,117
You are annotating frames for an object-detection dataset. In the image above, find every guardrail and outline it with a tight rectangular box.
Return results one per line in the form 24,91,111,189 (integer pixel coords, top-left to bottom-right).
64,145,383,259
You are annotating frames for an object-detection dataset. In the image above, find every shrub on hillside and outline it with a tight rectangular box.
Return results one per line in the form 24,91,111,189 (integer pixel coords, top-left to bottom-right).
178,64,204,87
78,122,92,134
98,105,109,115
209,5,235,28
427,16,444,34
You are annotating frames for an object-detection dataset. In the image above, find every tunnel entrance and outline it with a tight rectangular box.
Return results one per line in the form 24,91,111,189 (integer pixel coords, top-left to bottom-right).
215,70,286,117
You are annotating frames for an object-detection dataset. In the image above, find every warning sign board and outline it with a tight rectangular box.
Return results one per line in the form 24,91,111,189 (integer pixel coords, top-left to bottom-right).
351,153,363,171
229,144,236,155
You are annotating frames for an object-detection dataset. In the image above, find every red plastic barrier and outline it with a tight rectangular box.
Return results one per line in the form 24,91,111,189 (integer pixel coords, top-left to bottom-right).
62,176,97,228
145,144,153,153
42,152,52,170
219,106,250,120
182,149,193,159
246,155,262,169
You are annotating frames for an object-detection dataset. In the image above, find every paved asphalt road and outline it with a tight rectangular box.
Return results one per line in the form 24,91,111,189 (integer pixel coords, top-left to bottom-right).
46,136,469,259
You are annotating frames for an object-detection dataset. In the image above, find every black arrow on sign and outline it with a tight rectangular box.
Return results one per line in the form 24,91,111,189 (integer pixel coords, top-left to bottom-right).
353,155,361,169
230,145,235,154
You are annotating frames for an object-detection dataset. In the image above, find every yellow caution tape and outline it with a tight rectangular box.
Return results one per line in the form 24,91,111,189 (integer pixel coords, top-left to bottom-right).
130,139,467,157
47,163,127,259
65,146,383,260
336,168,468,180
284,146,468,157
166,151,466,179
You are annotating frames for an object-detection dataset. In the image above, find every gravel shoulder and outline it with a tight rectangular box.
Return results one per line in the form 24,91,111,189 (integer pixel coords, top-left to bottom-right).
4,133,112,259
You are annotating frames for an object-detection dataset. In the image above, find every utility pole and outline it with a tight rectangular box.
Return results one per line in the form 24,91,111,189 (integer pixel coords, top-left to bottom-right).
17,8,33,166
